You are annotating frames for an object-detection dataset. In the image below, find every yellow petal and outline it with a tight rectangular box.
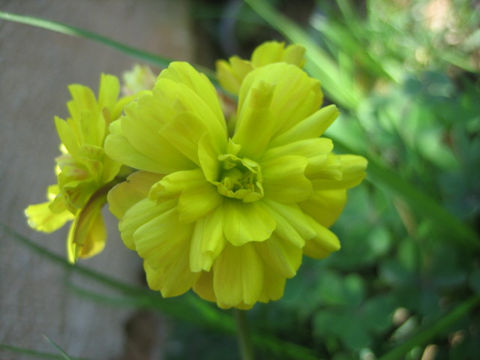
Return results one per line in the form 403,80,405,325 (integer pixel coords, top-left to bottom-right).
266,206,305,248
119,95,197,172
135,207,198,297
299,189,347,227
337,155,368,189
107,171,162,219
258,263,287,303
223,200,276,246
251,41,285,67
105,132,173,173
198,133,221,183
159,112,219,165
76,208,106,260
305,153,343,182
230,56,254,80
133,207,193,262
263,200,317,241
119,198,176,250
177,181,222,223
190,207,225,272
149,169,223,224
110,66,228,174
282,44,306,67
270,104,339,147
159,62,226,131
255,233,302,278
98,73,120,109
237,63,323,150
149,169,205,201
262,155,312,203
303,216,341,259
193,271,216,302
67,189,108,263
216,59,240,94
54,116,79,155
156,79,227,153
101,156,122,184
310,154,368,190
233,80,275,159
213,243,263,308
216,56,255,95
262,137,333,161
144,256,199,298
68,84,97,116
25,201,73,233
68,85,104,146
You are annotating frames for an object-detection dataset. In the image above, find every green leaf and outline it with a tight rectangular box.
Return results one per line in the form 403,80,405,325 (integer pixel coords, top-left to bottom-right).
362,295,396,334
379,295,480,360
0,344,87,360
367,226,392,258
343,274,366,307
334,139,480,248
440,51,478,73
365,153,479,248
0,11,217,84
43,336,73,360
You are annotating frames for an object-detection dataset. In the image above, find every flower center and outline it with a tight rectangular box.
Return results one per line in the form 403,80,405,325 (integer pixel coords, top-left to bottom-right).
215,153,263,202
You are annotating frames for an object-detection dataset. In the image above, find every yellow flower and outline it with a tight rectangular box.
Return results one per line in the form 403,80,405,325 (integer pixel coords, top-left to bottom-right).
216,41,306,95
25,74,133,263
106,61,367,309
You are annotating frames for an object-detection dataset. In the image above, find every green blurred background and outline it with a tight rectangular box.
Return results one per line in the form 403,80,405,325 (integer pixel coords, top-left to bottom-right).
186,0,480,359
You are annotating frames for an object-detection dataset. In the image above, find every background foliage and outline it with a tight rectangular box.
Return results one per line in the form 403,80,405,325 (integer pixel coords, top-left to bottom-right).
186,0,480,359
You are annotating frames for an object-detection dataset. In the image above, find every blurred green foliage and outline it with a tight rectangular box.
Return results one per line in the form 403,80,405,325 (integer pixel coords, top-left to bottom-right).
184,0,480,359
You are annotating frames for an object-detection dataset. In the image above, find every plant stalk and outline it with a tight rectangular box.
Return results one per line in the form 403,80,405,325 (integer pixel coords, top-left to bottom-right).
234,309,254,360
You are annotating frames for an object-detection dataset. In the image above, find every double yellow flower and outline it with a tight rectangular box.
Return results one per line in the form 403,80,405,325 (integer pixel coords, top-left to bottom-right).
26,42,367,309
25,74,133,262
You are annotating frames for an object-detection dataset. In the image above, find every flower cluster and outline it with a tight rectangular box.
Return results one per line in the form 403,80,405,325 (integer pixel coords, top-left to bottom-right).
26,41,367,308
25,74,134,262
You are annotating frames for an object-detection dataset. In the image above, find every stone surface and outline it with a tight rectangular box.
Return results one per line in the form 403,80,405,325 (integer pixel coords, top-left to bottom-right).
0,1,192,358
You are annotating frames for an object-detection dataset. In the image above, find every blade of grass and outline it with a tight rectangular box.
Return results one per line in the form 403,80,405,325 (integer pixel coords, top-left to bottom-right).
311,18,395,81
243,0,363,110
43,337,73,360
440,51,478,73
0,344,87,360
251,333,322,360
1,223,320,360
66,281,234,332
0,11,218,83
379,295,480,360
0,222,230,329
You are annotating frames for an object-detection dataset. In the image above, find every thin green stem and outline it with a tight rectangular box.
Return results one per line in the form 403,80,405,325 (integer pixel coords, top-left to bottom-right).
0,344,87,360
234,309,255,360
0,11,218,84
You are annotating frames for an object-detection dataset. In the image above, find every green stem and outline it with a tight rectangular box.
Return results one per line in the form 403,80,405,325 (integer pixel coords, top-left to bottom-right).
0,11,218,84
234,309,254,360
